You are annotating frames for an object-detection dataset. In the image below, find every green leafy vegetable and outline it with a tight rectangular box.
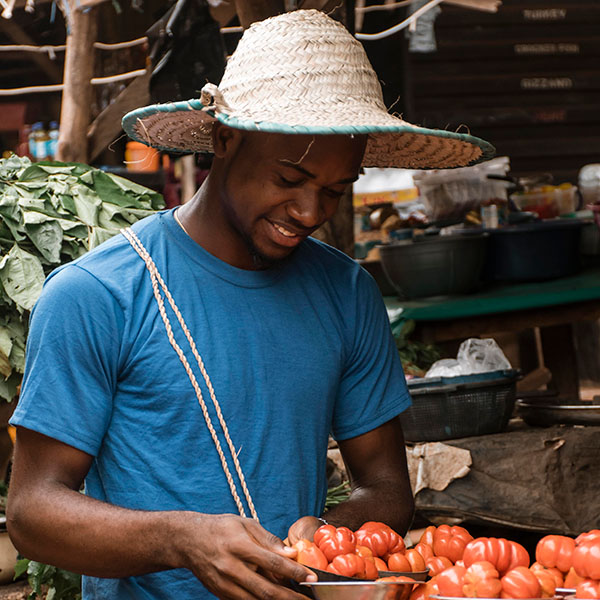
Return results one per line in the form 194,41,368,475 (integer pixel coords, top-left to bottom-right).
15,558,82,600
0,155,165,401
392,319,441,377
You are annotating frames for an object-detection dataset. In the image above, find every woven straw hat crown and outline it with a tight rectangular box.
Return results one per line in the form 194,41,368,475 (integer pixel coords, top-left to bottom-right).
216,10,389,129
122,9,494,169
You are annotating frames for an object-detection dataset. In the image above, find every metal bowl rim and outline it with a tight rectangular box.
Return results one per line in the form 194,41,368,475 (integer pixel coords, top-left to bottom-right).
301,581,417,587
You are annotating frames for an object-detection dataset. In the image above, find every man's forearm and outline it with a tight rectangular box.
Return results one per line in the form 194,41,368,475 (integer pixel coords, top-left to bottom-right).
323,479,415,535
8,481,190,578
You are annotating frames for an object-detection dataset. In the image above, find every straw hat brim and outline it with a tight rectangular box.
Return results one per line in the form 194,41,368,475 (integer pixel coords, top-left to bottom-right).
122,98,495,170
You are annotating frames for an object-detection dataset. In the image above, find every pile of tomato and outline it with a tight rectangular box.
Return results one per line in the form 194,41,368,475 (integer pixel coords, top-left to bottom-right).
291,522,600,599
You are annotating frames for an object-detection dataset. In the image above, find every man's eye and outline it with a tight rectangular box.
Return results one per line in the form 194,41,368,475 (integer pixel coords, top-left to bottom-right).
324,188,344,199
279,175,303,186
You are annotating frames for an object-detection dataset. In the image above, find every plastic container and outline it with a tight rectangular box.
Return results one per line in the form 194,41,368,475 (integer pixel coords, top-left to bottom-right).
483,219,585,282
401,370,519,442
125,141,160,172
378,234,488,299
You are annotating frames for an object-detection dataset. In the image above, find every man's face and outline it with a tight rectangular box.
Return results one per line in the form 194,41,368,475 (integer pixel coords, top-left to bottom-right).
214,128,366,268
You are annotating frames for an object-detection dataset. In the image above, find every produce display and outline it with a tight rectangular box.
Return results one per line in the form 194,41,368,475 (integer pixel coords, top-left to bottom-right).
291,522,600,600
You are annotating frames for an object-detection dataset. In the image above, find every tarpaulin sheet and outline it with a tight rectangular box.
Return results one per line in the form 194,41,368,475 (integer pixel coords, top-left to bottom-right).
414,423,600,535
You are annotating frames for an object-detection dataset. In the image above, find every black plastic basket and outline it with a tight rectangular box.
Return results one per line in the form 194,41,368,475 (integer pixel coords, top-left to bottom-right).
401,372,518,442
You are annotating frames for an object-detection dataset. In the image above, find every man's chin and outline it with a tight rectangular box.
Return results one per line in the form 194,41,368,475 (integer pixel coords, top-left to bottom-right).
250,242,301,269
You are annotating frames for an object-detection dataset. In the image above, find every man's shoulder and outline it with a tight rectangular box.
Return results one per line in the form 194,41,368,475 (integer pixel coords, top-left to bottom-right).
298,237,372,289
43,211,165,304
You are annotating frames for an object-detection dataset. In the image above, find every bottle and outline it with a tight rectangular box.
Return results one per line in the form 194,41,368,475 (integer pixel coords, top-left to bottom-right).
17,125,32,159
28,123,40,159
47,121,59,161
30,122,49,161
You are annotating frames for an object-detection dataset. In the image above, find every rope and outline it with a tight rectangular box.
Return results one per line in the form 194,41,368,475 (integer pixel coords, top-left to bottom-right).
121,227,259,522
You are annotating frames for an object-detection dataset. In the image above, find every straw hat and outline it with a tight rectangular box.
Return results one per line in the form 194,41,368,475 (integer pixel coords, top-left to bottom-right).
122,9,494,169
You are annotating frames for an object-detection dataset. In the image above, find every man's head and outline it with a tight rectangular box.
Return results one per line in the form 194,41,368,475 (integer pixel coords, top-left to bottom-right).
206,123,366,268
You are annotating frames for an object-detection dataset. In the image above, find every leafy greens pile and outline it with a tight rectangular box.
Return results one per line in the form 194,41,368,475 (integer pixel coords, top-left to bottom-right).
0,155,164,402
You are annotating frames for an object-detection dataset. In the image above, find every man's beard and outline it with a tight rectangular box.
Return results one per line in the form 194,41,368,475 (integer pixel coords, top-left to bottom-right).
222,202,298,269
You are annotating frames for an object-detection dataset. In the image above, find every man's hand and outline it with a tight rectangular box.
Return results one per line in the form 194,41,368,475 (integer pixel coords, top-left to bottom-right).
286,516,324,546
174,513,317,599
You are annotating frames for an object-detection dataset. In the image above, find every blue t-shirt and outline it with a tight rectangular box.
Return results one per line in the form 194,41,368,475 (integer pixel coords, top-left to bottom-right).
11,208,411,599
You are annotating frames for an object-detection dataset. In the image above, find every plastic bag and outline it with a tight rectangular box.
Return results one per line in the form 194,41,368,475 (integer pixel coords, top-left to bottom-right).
425,338,511,378
413,156,510,222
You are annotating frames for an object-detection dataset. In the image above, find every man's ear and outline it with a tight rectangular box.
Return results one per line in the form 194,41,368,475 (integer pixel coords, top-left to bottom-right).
212,123,243,158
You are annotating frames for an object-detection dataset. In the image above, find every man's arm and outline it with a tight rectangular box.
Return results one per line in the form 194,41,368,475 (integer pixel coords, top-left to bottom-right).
288,417,414,542
8,427,315,600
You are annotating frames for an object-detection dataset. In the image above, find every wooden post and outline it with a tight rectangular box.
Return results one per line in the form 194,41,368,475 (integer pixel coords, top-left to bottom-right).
56,2,98,163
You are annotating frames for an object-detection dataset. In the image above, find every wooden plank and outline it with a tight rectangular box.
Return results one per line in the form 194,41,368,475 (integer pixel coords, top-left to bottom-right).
411,72,600,96
87,69,150,161
436,3,600,27
410,37,600,60
56,2,97,163
411,56,600,77
414,300,600,344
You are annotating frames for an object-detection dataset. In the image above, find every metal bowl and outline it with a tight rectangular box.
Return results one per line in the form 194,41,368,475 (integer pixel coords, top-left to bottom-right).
516,399,600,426
301,580,415,600
379,570,429,582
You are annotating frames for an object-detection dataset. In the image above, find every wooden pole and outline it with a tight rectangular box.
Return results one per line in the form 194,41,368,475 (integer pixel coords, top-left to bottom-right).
56,2,98,163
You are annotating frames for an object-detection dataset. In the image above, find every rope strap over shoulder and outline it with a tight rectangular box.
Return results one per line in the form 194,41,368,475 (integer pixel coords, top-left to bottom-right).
121,227,259,522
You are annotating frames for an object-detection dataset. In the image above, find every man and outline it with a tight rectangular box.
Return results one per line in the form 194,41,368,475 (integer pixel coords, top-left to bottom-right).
7,9,493,600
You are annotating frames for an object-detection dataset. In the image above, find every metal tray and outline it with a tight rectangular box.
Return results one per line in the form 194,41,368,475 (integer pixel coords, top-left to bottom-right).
516,399,600,426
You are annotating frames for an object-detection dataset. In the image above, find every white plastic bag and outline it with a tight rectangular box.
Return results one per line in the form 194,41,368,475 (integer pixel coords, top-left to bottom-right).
425,338,511,378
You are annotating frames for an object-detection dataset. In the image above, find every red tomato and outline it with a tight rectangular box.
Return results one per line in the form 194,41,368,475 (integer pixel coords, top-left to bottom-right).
426,556,454,576
532,567,558,598
327,552,366,578
406,549,427,572
415,542,435,562
573,540,600,580
363,557,379,580
420,526,437,548
410,577,440,600
463,561,502,599
374,557,389,572
530,563,564,588
378,575,418,585
536,535,575,573
433,525,474,564
356,522,404,558
314,524,356,562
436,565,467,598
576,531,600,546
500,566,541,599
388,552,412,573
464,538,530,577
565,566,587,588
576,580,600,599
292,539,328,571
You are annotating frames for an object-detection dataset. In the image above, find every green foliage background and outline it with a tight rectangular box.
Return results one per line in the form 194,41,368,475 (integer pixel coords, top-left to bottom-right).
0,155,164,402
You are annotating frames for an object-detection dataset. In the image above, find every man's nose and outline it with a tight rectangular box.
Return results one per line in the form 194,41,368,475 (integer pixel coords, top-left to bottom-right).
287,188,324,228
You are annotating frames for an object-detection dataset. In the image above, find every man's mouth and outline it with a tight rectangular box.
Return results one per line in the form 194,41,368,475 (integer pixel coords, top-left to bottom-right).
273,222,298,238
266,219,311,247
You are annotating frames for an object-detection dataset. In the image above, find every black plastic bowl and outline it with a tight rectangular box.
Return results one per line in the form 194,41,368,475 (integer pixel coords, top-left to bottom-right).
378,234,488,300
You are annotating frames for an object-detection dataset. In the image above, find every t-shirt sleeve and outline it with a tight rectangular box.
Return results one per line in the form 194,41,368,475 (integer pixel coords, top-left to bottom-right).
332,270,411,441
10,264,124,456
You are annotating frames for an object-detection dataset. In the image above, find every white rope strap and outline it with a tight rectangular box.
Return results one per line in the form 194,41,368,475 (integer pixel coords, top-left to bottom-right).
121,227,259,521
